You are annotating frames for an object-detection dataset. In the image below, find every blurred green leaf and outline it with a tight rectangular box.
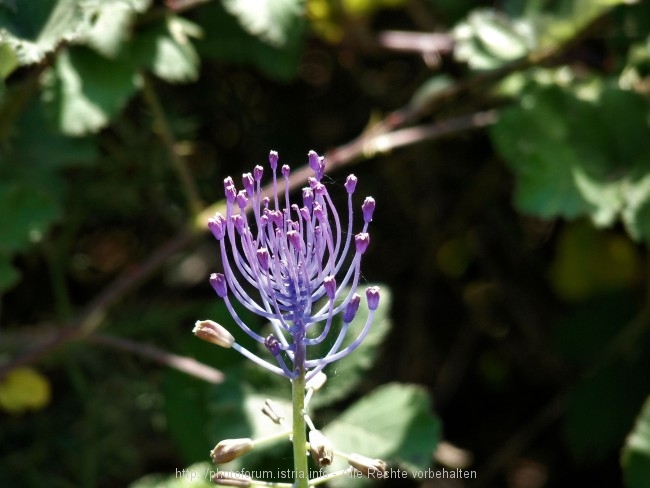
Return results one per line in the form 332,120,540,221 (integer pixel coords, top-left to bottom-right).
552,292,636,365
323,383,440,485
130,16,200,83
0,253,20,292
8,98,97,167
454,8,536,70
194,2,305,81
0,182,61,253
0,42,17,78
83,0,152,58
0,0,86,66
491,84,650,241
43,46,139,135
223,0,304,48
549,222,641,301
622,397,650,488
566,359,650,461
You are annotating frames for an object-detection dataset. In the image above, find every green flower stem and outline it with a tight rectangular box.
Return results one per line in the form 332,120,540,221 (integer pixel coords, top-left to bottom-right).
292,369,309,488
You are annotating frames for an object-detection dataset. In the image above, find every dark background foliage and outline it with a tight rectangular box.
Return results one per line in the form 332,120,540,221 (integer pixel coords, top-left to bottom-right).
1,0,650,487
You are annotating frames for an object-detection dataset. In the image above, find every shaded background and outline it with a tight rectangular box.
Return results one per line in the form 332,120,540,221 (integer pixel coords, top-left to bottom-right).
1,0,650,487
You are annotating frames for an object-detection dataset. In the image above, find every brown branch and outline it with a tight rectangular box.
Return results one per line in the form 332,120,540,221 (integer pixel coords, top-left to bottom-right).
87,333,224,383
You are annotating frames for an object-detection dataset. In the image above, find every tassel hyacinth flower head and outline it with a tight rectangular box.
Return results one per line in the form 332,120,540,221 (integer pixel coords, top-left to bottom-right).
195,150,378,381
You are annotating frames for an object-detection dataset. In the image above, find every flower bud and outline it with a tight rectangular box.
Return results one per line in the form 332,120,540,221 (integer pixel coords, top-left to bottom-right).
355,233,370,254
362,197,375,223
193,320,235,348
343,294,361,323
348,453,388,478
345,174,357,194
366,286,380,311
269,150,278,170
212,471,252,487
309,430,334,467
261,399,284,424
210,273,228,297
210,438,254,464
208,213,226,240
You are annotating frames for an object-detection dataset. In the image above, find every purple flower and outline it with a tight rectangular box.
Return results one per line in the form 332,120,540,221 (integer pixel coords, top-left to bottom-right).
206,150,379,380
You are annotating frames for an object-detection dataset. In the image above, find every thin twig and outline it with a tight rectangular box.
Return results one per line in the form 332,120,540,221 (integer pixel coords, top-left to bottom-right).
87,333,224,383
141,73,204,217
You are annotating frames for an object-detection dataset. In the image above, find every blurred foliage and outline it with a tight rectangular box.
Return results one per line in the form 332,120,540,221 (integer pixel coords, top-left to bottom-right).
2,0,650,487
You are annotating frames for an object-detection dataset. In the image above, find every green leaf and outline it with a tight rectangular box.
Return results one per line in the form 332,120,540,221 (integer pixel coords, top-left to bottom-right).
0,253,20,292
323,383,441,485
7,98,97,168
491,83,650,241
0,182,61,253
0,0,87,65
194,2,306,81
83,0,152,58
130,16,200,83
0,42,18,78
454,8,536,70
222,0,304,48
43,46,139,135
552,292,636,365
566,360,650,461
549,222,641,301
622,397,650,488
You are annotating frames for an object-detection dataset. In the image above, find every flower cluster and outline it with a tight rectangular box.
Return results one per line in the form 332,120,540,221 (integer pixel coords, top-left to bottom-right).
196,150,378,380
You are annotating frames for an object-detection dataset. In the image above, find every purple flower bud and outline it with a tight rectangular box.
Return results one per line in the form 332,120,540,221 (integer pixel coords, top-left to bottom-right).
281,164,290,178
269,150,278,170
225,183,237,204
345,175,357,194
269,210,283,227
223,176,234,191
265,334,281,356
366,286,380,310
343,294,361,323
299,207,310,221
262,196,269,208
208,213,226,240
242,173,254,197
232,214,244,233
355,232,370,254
308,177,318,189
236,190,248,210
302,188,313,208
308,150,320,172
313,203,325,221
254,165,264,181
287,230,302,251
317,156,326,180
313,183,326,196
257,248,269,269
324,276,336,300
362,197,375,223
210,273,227,297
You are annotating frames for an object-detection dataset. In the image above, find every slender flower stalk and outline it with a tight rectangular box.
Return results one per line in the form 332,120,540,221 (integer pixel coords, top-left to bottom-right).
199,150,379,487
